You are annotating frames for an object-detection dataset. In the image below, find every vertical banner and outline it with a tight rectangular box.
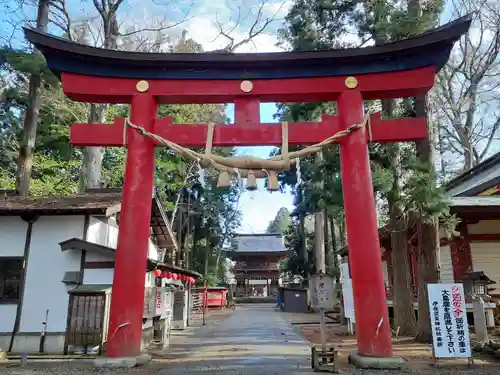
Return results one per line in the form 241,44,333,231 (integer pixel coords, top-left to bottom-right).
155,287,165,316
340,263,355,322
427,283,471,358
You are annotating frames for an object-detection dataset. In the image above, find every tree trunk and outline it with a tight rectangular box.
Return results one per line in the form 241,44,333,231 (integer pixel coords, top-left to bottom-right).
185,194,192,269
215,247,222,278
338,215,346,248
204,238,210,279
314,152,325,274
328,215,340,283
298,186,308,267
414,95,440,343
176,204,184,267
382,98,416,335
299,213,307,262
388,194,416,335
323,209,331,273
78,104,106,191
79,8,120,191
436,121,447,179
314,209,325,274
406,0,441,344
15,0,50,197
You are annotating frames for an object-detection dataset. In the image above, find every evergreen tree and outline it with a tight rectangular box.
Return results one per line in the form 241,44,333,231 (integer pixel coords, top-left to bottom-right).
266,207,292,234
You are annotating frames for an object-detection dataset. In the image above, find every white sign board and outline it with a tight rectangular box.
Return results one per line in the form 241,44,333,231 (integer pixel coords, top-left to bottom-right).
310,274,334,310
155,287,165,316
340,263,355,322
427,283,471,358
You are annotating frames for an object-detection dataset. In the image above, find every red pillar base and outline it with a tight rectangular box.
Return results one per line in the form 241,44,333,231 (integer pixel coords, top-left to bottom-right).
338,89,393,358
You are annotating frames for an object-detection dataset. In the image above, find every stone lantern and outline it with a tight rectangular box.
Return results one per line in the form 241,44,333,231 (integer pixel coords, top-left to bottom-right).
461,271,495,303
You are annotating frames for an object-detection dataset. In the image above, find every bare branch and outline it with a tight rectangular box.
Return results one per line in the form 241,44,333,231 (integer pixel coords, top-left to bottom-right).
432,0,500,172
212,0,288,52
119,15,193,37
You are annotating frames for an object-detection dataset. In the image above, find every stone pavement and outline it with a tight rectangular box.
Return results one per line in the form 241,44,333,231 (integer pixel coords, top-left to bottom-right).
156,303,314,374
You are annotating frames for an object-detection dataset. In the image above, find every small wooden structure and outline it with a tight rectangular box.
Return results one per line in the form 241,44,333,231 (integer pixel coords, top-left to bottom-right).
66,285,111,355
311,344,338,373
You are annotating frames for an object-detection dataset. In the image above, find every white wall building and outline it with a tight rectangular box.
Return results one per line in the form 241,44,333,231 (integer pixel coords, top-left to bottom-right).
0,188,189,354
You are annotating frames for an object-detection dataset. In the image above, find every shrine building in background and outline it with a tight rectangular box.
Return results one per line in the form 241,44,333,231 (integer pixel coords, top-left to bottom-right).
230,234,289,301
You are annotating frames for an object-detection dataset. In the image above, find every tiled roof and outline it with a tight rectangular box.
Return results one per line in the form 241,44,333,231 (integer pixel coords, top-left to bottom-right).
0,191,122,214
233,234,287,253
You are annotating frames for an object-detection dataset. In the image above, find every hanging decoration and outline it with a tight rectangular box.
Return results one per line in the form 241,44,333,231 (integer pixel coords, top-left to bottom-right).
152,269,162,277
124,115,370,192
246,170,257,191
197,161,206,187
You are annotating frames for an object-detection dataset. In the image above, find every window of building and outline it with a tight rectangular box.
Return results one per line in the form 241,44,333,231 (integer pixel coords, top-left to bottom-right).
0,257,23,302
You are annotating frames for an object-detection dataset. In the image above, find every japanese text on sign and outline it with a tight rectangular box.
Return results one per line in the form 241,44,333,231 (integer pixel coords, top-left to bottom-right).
427,283,471,358
310,274,334,310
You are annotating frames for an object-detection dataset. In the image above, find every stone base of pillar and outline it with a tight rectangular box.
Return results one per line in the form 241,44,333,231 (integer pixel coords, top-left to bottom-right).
348,352,405,369
93,353,151,368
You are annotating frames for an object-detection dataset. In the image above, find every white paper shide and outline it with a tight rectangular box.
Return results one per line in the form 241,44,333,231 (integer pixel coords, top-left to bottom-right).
427,283,471,358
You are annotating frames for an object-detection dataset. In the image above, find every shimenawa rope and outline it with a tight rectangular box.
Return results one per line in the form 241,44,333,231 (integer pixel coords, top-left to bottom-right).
122,115,371,184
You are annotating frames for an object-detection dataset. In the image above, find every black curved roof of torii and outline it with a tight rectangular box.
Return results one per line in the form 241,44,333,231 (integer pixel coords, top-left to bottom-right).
23,14,472,81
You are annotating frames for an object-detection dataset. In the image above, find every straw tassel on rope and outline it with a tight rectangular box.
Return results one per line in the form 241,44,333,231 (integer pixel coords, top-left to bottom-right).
217,169,232,188
246,170,258,191
267,171,280,192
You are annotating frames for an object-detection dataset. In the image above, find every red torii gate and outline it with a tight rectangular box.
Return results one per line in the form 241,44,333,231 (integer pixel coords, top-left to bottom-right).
25,15,470,364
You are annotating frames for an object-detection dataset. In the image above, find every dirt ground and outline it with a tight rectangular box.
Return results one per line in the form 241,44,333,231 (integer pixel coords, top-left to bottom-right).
286,311,500,373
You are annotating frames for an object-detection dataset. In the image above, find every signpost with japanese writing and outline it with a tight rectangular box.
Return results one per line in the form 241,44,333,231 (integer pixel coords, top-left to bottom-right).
310,274,335,311
310,274,335,354
427,284,471,359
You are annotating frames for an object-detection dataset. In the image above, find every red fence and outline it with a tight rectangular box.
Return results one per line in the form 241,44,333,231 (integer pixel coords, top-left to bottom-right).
192,287,228,308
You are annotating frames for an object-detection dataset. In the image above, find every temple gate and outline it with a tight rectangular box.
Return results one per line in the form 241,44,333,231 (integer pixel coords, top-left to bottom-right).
25,14,471,362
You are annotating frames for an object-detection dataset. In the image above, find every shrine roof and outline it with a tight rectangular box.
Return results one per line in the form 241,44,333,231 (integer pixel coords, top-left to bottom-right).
449,197,500,207
232,233,288,253
23,15,472,81
445,151,500,197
